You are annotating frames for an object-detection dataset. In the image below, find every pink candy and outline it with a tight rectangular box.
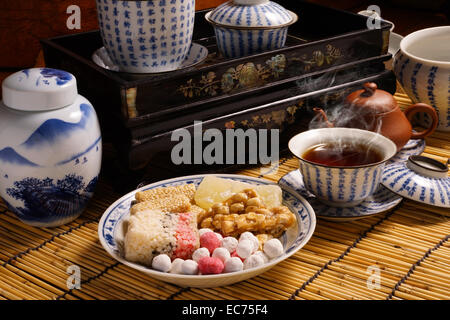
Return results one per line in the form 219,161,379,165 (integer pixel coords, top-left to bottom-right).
231,250,245,262
198,257,224,274
200,232,221,254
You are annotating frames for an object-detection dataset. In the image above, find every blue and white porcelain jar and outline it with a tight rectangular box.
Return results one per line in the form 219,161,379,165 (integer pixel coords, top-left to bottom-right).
0,68,102,227
205,0,297,58
96,0,195,73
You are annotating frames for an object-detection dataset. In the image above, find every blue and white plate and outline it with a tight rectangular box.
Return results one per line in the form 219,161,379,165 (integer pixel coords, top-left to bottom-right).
98,174,316,288
388,139,426,163
278,170,402,221
92,43,208,74
382,157,450,208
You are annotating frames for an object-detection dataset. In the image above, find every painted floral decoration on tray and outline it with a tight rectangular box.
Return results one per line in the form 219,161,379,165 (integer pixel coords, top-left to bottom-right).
178,54,287,98
292,44,342,72
225,101,303,130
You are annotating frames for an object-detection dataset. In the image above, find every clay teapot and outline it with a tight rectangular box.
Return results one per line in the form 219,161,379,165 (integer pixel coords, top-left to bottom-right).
313,82,439,151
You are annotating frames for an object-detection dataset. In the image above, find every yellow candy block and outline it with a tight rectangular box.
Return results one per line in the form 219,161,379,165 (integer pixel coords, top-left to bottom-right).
194,176,282,210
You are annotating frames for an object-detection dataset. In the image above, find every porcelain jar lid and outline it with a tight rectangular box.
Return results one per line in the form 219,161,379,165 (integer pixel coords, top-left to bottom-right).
206,0,297,29
2,68,78,111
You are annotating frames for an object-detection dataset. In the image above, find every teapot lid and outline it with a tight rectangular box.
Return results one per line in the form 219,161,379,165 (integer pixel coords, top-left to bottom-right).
206,0,296,29
2,68,77,111
345,82,397,113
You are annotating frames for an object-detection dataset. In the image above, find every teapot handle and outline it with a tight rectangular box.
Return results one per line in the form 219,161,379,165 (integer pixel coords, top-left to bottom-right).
404,103,439,139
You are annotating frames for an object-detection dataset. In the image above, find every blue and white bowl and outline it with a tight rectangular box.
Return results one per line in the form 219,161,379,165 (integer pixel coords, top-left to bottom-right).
288,128,397,208
393,26,450,132
0,68,102,227
96,0,195,73
205,0,298,58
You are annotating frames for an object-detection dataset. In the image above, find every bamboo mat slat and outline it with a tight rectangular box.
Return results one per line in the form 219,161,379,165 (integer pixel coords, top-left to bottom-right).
0,89,449,300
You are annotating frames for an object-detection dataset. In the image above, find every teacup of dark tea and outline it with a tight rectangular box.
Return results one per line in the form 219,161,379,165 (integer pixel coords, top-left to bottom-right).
288,128,397,207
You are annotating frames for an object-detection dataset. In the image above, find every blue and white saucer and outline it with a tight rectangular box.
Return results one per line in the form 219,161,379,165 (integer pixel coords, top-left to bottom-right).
382,156,450,208
279,170,402,221
388,139,426,164
92,43,208,74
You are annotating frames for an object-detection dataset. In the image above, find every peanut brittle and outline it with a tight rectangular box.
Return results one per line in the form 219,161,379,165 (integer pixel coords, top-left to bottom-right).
198,188,296,237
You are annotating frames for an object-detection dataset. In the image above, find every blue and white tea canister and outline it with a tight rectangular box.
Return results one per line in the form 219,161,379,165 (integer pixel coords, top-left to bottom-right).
0,68,102,227
205,0,298,58
96,0,196,73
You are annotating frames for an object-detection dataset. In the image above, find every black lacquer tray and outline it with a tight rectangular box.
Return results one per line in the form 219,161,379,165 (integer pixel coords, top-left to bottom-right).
41,1,394,190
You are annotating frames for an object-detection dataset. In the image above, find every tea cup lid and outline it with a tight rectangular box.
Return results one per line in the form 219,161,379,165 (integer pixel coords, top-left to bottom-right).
381,156,450,208
206,0,296,29
2,68,78,111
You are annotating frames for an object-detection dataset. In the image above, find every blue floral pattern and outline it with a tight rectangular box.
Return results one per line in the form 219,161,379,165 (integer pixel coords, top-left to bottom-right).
40,68,73,86
6,174,98,224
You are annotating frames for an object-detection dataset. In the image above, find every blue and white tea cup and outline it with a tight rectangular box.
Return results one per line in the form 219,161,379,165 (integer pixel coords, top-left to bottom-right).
96,0,195,73
393,26,450,132
288,128,397,207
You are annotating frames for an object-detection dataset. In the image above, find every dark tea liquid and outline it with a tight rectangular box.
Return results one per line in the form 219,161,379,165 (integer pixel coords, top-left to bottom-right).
302,142,383,167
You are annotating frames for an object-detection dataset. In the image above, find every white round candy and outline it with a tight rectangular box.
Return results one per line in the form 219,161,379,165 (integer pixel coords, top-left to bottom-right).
152,254,172,272
212,247,231,263
224,257,244,273
253,250,269,263
170,258,184,274
263,239,284,259
221,237,238,253
215,232,223,244
244,254,265,270
239,232,259,253
192,247,210,262
181,259,199,275
236,239,253,259
198,228,214,237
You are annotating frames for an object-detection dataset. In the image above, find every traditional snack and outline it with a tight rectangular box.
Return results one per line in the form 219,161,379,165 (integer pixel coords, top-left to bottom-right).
192,247,210,263
170,258,184,274
224,257,244,273
212,247,231,263
253,251,269,263
123,177,296,276
152,254,172,272
256,234,273,251
194,176,283,210
198,256,224,274
243,254,265,270
181,259,199,275
124,209,199,266
236,239,253,259
263,238,284,259
130,194,192,215
239,232,259,253
198,188,296,237
135,184,196,203
221,236,238,253
199,232,221,254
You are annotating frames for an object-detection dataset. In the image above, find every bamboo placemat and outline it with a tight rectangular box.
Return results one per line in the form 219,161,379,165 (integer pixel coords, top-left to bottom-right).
0,91,449,300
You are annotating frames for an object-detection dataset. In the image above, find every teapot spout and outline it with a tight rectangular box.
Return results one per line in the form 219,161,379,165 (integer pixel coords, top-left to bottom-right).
313,108,334,128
